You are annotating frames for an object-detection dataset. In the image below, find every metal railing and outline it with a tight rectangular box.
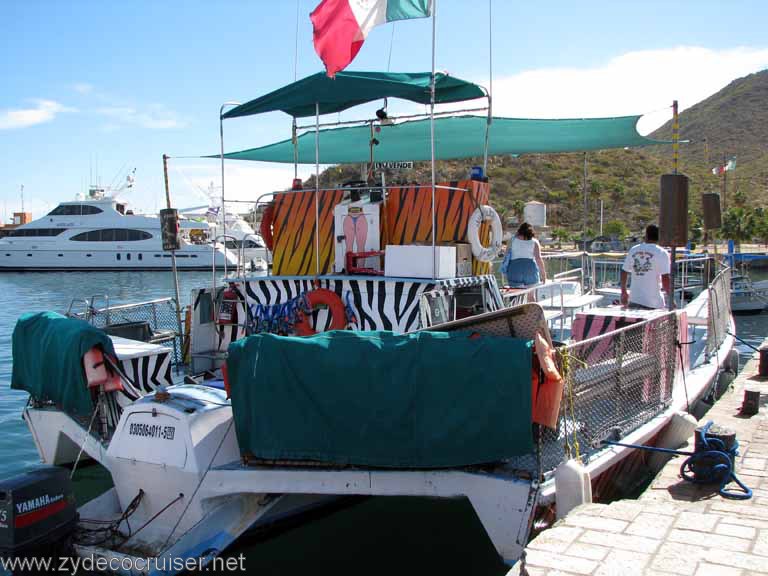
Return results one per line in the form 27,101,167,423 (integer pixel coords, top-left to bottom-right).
68,297,184,365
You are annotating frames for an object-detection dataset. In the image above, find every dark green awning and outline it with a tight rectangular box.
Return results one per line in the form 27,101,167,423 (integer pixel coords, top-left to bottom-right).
222,71,486,119
217,115,663,164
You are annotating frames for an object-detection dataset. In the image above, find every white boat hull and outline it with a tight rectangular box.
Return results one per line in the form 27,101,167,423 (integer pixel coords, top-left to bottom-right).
0,247,232,271
23,385,537,572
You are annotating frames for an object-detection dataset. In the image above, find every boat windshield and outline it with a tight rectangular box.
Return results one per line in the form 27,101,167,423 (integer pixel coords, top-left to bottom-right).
48,204,103,216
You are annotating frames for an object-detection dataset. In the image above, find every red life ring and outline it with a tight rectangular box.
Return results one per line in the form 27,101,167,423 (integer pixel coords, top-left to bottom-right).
260,202,275,251
294,289,347,336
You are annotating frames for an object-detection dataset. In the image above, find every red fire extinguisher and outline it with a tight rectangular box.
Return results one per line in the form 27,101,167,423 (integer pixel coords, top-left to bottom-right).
219,284,238,325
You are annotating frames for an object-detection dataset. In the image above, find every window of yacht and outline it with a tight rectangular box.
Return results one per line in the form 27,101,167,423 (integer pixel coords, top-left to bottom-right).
117,254,121,261
127,253,131,261
47,205,103,216
70,229,152,241
8,228,67,237
138,253,142,261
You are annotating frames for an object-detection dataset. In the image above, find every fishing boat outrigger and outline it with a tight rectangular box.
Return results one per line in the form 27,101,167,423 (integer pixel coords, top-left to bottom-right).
11,69,735,574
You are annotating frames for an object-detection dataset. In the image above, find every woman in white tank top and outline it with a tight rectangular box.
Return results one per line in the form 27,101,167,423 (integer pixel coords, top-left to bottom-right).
501,222,547,287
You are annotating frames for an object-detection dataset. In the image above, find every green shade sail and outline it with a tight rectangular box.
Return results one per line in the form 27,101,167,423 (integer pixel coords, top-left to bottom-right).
221,71,486,119
217,114,664,164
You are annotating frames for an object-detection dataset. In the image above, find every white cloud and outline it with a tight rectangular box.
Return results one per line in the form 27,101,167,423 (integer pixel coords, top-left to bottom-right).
96,104,187,130
482,46,768,134
72,83,94,95
0,99,74,130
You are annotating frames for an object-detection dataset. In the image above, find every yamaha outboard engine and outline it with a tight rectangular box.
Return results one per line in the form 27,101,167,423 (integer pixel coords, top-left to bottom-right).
0,466,77,558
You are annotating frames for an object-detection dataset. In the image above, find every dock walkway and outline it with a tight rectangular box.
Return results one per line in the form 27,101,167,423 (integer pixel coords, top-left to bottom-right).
510,344,768,576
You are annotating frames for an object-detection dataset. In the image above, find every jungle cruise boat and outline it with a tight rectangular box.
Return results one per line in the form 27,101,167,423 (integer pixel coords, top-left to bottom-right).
10,70,736,574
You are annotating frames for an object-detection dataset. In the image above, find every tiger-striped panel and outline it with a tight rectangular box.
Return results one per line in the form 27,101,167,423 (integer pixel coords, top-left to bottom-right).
385,180,492,275
272,189,345,275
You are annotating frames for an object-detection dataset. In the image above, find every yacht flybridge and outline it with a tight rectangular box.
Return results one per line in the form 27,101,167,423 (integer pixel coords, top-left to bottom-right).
0,187,236,271
10,68,736,575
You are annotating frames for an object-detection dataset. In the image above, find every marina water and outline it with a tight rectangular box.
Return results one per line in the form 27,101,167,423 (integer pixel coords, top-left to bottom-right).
0,270,763,575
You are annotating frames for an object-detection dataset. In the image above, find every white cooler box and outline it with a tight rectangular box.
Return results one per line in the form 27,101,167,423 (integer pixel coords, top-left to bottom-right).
384,245,456,279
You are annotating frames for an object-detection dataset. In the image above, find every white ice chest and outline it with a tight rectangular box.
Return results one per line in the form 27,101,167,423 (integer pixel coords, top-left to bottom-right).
384,245,456,279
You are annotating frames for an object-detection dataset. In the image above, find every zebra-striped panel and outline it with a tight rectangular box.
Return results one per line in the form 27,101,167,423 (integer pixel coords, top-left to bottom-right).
102,349,173,430
240,274,502,334
243,277,436,333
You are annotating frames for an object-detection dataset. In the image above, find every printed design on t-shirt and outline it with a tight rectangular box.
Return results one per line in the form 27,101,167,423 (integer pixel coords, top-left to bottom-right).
631,251,654,275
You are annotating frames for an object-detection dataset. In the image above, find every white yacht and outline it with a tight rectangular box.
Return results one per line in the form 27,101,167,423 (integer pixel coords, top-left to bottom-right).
182,204,269,269
0,188,237,271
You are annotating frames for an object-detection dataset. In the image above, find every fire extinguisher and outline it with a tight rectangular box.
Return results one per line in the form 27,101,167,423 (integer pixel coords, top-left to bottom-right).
219,284,238,325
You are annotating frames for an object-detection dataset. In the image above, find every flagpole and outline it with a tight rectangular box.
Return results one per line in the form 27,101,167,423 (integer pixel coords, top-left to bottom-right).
430,0,437,280
483,0,492,172
219,101,242,278
315,101,321,277
722,153,727,211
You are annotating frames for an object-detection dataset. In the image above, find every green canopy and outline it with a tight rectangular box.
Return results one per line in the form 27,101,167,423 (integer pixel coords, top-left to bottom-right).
218,115,663,164
222,71,486,119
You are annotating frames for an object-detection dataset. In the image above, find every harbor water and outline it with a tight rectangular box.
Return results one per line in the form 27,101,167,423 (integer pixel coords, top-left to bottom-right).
0,270,764,575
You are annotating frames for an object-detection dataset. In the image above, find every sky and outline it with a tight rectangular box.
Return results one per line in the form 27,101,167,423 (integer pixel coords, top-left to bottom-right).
1,0,767,220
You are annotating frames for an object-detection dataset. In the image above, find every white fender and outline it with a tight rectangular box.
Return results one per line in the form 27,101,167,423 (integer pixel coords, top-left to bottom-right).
467,205,503,263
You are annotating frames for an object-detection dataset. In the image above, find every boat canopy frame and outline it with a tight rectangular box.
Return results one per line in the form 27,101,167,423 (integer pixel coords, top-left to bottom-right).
218,67,493,279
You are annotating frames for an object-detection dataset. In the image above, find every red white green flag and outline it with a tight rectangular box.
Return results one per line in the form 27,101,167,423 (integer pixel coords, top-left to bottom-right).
311,0,432,78
711,157,737,175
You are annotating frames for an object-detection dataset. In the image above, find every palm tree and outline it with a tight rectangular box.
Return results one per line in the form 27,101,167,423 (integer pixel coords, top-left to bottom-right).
512,200,525,224
720,207,756,249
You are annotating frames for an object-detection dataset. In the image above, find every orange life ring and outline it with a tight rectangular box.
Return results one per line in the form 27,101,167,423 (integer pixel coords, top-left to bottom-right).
260,202,275,251
294,289,347,336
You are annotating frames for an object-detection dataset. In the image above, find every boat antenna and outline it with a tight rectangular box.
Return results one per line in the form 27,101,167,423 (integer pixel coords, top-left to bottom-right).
488,0,493,103
294,0,301,81
430,0,437,279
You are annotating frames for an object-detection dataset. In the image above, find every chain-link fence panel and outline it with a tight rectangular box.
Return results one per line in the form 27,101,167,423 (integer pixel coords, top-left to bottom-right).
70,298,184,365
707,267,731,359
501,312,678,477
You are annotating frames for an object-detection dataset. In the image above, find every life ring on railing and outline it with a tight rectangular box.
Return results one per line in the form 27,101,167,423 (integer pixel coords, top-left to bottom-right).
467,205,502,263
294,289,347,336
260,202,275,251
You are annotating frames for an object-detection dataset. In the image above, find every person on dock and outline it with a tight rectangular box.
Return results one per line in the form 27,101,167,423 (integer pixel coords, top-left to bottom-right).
501,222,547,288
620,224,671,309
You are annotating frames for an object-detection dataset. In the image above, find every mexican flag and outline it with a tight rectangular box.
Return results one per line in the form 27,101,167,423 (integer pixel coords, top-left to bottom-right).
311,0,432,78
711,157,737,175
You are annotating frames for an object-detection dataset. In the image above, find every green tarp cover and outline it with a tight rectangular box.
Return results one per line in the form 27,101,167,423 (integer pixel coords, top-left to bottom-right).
11,311,115,417
218,115,663,164
221,71,485,119
227,330,532,468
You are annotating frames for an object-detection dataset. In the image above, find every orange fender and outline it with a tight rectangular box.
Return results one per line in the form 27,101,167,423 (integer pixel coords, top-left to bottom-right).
260,202,275,251
532,331,564,429
84,347,123,392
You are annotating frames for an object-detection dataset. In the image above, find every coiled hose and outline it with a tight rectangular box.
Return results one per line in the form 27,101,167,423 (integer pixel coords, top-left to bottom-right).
601,421,752,500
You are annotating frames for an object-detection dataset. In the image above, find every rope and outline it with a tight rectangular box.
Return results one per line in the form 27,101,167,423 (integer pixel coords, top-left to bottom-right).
557,349,587,461
726,330,759,352
77,489,144,546
161,419,234,552
70,396,102,479
601,420,752,500
121,492,184,545
676,340,690,412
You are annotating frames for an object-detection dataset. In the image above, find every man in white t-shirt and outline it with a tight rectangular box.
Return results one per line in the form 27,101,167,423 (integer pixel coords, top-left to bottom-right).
620,224,671,309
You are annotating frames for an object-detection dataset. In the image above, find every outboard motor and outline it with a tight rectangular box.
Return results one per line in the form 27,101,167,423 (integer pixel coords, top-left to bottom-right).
0,466,77,558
